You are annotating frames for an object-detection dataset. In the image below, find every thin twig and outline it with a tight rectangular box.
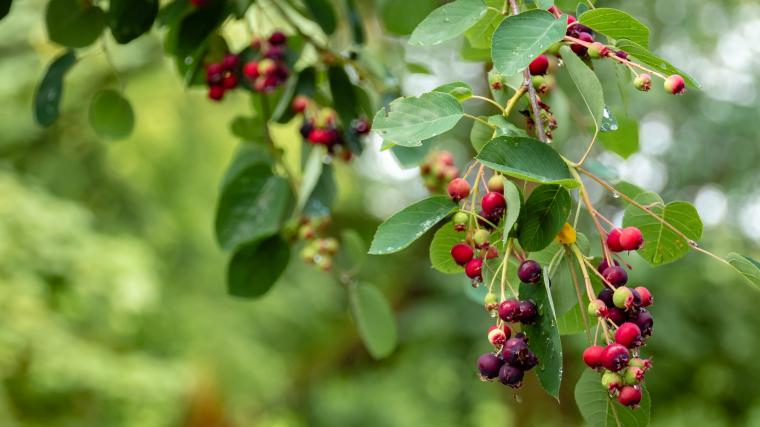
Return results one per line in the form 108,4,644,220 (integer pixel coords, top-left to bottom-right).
567,252,593,344
469,95,507,114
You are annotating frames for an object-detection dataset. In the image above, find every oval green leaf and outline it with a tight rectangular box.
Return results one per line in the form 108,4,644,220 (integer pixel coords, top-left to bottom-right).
615,39,700,88
304,0,337,35
518,184,571,252
228,236,290,298
107,0,158,44
501,177,522,240
476,136,577,187
46,0,106,48
88,89,135,140
519,280,562,399
599,114,639,159
575,369,651,427
1,0,11,20
430,222,466,274
491,10,567,76
622,192,703,266
34,50,77,127
369,196,456,255
559,45,605,128
579,8,650,48
465,7,504,49
380,0,438,35
345,0,365,44
349,283,398,359
409,0,488,46
372,92,464,147
725,252,760,290
433,81,473,101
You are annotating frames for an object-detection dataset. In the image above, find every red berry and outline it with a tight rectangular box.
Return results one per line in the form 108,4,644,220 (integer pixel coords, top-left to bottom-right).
264,45,285,60
615,50,629,60
615,322,643,348
618,385,642,407
597,258,619,274
582,345,605,369
207,85,224,101
606,228,624,252
605,307,627,326
477,353,504,379
291,95,309,113
518,260,542,284
619,226,644,251
242,61,259,80
566,14,577,26
635,286,653,307
222,74,237,89
465,258,483,280
529,54,549,75
206,63,224,85
488,324,511,346
481,192,506,218
498,299,520,322
222,54,239,71
664,74,686,95
268,31,287,45
447,178,470,202
603,343,630,371
602,266,628,288
438,151,455,166
450,243,474,266
485,246,499,259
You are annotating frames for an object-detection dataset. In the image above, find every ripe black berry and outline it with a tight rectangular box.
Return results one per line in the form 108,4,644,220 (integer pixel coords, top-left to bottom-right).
477,353,504,379
498,299,520,322
602,266,628,287
517,300,538,324
498,364,524,388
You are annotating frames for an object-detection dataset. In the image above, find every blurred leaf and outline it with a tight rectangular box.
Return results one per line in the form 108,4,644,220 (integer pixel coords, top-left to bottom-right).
461,37,492,61
297,146,325,212
470,116,494,152
622,192,703,266
337,229,367,271
33,50,76,127
600,114,639,159
228,236,290,298
344,0,365,44
230,115,266,141
430,222,465,274
107,0,158,44
0,0,11,20
502,177,522,240
535,0,554,7
726,253,760,290
303,164,336,217
615,181,645,199
166,1,228,85
88,90,135,141
304,0,337,35
157,0,189,27
579,8,650,48
476,136,578,187
328,66,361,125
465,7,504,49
369,197,456,255
215,163,293,251
560,45,605,129
519,279,562,399
406,62,433,74
518,184,571,252
373,92,464,147
491,10,566,76
390,144,432,168
380,0,437,36
575,369,651,426
220,145,273,188
46,0,106,48
432,81,473,101
409,0,488,46
349,283,398,359
615,39,700,88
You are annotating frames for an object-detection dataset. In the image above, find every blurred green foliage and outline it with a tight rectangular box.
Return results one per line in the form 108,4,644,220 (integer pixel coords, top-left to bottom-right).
1,1,760,426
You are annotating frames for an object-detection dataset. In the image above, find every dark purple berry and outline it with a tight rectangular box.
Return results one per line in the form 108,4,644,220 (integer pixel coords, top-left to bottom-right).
602,266,628,287
517,300,538,324
598,288,615,308
518,260,542,284
498,364,524,388
606,307,627,326
603,343,630,372
597,258,619,274
477,353,504,379
630,309,654,336
498,299,520,322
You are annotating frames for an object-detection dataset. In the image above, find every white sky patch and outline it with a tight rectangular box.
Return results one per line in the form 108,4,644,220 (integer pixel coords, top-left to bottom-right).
694,185,728,227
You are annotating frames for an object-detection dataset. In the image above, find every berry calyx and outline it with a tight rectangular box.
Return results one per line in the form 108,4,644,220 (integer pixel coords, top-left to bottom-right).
664,74,686,95
587,42,609,59
602,266,628,288
613,286,634,310
498,364,524,388
518,260,542,284
465,258,483,281
583,345,606,369
481,192,506,219
498,299,520,322
477,353,504,379
487,175,504,193
629,357,653,372
488,325,511,346
473,229,490,249
601,370,623,392
451,243,474,266
447,178,470,202
615,322,643,348
517,300,538,324
634,74,652,91
452,211,469,232
623,366,645,385
617,385,643,407
588,299,607,317
529,54,549,75
606,228,624,252
619,226,644,251
635,286,653,307
603,343,631,372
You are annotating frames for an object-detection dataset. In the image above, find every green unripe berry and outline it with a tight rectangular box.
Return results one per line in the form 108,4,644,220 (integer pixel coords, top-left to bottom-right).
633,74,652,92
587,299,606,317
453,211,469,232
613,286,634,309
601,370,622,391
473,229,490,248
623,366,645,385
487,175,504,193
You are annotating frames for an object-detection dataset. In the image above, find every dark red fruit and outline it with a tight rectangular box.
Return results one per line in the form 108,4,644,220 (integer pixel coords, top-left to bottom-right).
518,260,542,284
268,31,287,45
352,118,371,135
465,258,483,280
208,85,224,101
603,343,630,371
582,345,606,369
630,309,654,336
606,307,627,326
450,243,474,266
615,50,629,60
485,246,499,259
264,45,285,60
517,300,538,324
501,337,529,364
291,96,309,113
222,54,240,70
635,286,653,307
615,322,643,348
597,258,619,274
477,353,504,379
619,226,644,251
597,288,615,308
447,178,470,202
529,54,549,75
206,63,224,85
618,385,643,407
571,32,594,55
602,266,628,288
481,192,506,218
498,364,524,388
498,299,520,322
222,74,237,89
606,228,624,252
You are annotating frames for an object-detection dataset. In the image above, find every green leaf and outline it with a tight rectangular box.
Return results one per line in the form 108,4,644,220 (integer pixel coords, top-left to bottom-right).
329,66,362,125
46,0,106,48
297,146,325,212
470,116,494,152
369,196,456,255
575,369,651,427
228,236,290,298
349,283,398,359
344,0,366,44
336,229,367,271
1,0,12,20
519,279,562,399
725,253,760,290
230,115,266,141
502,177,522,240
391,144,433,168
534,0,554,7
303,164,336,217
491,10,566,76
107,0,158,44
373,92,464,147
432,81,473,101
166,1,228,85
559,45,605,128
557,303,586,335
157,0,189,27
615,39,700,88
600,114,639,159
380,0,437,35
407,62,433,74
579,8,650,48
409,0,488,46
304,0,337,35
215,163,293,251
465,7,504,49
622,192,703,266
476,136,578,187
220,145,273,189
430,223,466,274
33,50,76,127
518,184,571,252
87,90,135,141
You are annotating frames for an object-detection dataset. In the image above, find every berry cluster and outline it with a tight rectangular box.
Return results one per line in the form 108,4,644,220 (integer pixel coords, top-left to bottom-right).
478,332,539,388
420,150,460,193
297,99,370,161
205,54,241,101
297,216,340,272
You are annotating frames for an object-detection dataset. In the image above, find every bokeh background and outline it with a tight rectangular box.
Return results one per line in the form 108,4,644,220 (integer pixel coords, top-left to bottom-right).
1,0,760,426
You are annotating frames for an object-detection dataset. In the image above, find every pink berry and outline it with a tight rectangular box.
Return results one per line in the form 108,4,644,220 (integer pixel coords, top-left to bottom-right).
222,74,237,89
571,32,594,55
664,74,686,95
617,385,643,407
635,286,653,307
291,95,309,113
488,325,511,346
606,228,624,252
242,61,259,79
447,178,470,202
615,322,643,348
619,226,644,251
603,343,630,372
465,258,483,280
481,192,506,218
